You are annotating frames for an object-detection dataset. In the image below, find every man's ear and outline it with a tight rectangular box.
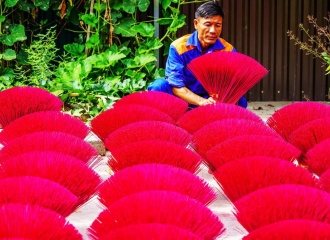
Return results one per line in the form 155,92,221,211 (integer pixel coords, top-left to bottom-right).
193,19,198,29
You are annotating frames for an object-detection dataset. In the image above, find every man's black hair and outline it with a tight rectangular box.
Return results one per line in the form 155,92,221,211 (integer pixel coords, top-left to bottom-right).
195,1,224,19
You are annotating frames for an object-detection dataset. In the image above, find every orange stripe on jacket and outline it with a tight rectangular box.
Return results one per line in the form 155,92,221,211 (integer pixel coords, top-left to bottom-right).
172,34,234,55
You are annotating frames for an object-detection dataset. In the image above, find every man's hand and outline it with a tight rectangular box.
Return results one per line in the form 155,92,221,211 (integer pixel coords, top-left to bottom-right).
172,87,215,106
199,97,216,106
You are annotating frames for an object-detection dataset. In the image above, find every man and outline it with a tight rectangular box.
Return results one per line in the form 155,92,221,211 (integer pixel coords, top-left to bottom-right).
148,1,247,108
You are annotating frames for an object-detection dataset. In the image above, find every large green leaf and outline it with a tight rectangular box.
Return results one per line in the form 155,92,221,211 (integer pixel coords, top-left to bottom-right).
109,0,123,11
17,49,29,65
107,44,119,53
168,5,179,14
18,0,34,12
131,23,154,37
0,25,26,46
5,0,19,7
86,34,100,49
145,62,156,72
153,67,165,79
134,53,157,66
94,2,106,12
168,13,186,31
88,51,126,68
103,76,121,92
110,11,122,23
9,24,27,42
122,0,149,13
114,18,136,37
33,0,50,10
0,68,15,85
160,0,172,9
117,42,131,55
3,49,17,61
122,54,156,69
104,51,126,66
145,37,163,50
55,61,92,90
122,0,135,14
125,69,146,80
81,13,99,28
138,37,163,53
0,35,13,46
122,58,139,68
0,16,5,23
79,61,93,79
136,0,149,12
64,43,85,57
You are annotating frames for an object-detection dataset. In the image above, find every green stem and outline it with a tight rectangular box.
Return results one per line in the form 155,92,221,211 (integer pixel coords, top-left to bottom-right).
300,25,320,47
0,3,2,35
159,1,182,42
86,0,95,55
96,0,101,54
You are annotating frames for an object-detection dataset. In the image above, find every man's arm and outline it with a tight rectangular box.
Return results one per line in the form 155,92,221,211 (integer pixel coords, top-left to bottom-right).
172,86,215,106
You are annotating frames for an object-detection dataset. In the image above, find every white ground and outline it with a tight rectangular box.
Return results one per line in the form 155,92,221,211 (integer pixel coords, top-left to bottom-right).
67,101,293,240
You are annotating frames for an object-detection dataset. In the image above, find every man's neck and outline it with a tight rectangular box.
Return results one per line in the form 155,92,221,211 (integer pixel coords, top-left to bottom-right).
200,42,210,54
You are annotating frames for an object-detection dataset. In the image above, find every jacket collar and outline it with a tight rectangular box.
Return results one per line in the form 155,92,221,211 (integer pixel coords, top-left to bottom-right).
187,30,225,53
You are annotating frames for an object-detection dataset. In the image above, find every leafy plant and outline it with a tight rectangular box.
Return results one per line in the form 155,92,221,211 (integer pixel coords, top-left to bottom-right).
53,0,203,119
0,0,59,90
288,13,330,100
15,27,59,87
0,0,208,120
0,0,28,88
287,13,330,74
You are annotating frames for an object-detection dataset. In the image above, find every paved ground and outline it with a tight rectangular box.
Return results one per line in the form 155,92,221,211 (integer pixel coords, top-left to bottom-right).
67,101,293,239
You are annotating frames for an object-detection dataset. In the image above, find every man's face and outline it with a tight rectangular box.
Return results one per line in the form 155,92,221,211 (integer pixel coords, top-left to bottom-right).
194,15,223,50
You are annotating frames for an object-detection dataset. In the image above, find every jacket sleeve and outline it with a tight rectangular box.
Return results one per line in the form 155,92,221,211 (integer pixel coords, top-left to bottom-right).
165,45,186,88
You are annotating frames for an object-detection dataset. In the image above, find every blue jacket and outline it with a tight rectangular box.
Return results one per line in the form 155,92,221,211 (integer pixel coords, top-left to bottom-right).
165,30,236,97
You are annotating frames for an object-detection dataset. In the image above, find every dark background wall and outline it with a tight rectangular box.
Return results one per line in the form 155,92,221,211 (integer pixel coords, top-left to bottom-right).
172,0,330,101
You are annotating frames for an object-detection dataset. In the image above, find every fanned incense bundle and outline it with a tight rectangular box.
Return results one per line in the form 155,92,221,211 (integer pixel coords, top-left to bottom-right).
187,51,268,104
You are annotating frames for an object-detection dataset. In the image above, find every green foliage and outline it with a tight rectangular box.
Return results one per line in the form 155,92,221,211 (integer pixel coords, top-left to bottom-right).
15,27,58,87
288,14,330,75
288,13,330,100
322,52,330,74
0,0,207,120
54,0,196,119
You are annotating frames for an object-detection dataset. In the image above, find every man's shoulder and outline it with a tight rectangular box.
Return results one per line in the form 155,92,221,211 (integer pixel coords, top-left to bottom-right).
171,34,195,55
218,38,235,51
